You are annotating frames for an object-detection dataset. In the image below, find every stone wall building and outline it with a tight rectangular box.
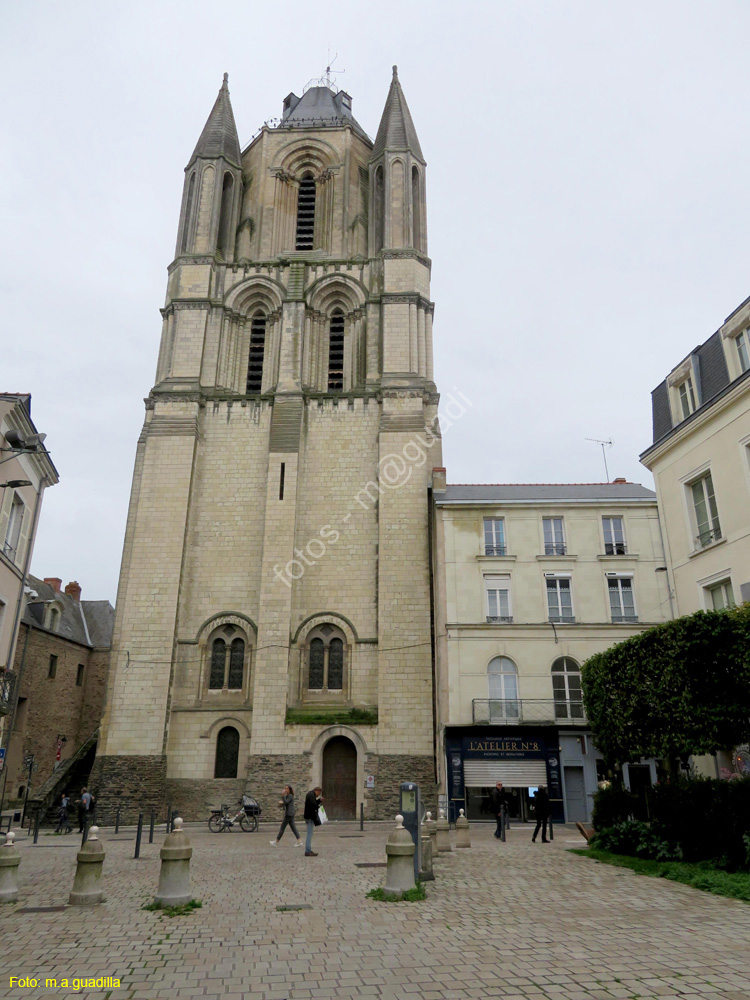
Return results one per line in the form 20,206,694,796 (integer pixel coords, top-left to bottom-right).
94,68,442,821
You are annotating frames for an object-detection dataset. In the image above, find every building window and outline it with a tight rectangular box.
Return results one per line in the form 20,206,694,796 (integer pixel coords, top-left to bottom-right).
48,654,57,679
542,517,565,555
608,577,637,622
552,657,584,720
485,574,512,623
411,166,422,251
295,172,316,250
2,493,24,562
328,312,345,390
602,516,626,555
214,726,239,779
546,577,574,622
217,172,235,257
483,518,506,556
691,472,721,548
246,312,266,392
306,625,347,693
207,627,248,692
737,330,750,374
706,579,734,610
44,604,61,632
487,656,519,720
678,376,697,419
76,664,85,687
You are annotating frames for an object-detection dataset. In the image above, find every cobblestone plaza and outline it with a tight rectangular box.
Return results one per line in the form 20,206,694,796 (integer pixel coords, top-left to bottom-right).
3,822,750,1000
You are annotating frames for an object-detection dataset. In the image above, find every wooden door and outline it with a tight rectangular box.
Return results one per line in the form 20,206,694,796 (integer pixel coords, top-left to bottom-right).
322,736,357,819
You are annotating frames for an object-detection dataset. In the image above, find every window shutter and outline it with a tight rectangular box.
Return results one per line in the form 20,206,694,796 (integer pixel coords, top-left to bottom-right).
0,489,12,548
15,500,31,567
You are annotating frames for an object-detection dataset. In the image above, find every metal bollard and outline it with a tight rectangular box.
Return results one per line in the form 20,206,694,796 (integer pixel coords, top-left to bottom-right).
149,811,155,844
435,809,452,853
165,806,171,835
115,807,121,834
81,817,89,847
500,804,507,843
33,810,40,845
455,808,471,848
69,826,105,905
382,815,416,900
0,832,21,903
154,817,192,907
549,816,554,841
360,802,364,832
134,813,144,859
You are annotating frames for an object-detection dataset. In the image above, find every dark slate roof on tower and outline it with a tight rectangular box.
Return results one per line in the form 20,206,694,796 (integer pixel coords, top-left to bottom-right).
278,87,370,142
188,74,242,168
371,66,423,161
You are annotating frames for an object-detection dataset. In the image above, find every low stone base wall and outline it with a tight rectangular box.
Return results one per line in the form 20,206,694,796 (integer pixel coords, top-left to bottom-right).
363,754,437,819
88,753,167,825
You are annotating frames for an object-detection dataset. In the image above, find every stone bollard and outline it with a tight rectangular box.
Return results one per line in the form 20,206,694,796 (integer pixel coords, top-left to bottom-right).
383,815,416,900
0,832,21,903
419,816,434,881
435,809,452,853
455,808,471,848
425,810,439,860
69,826,105,905
154,817,192,907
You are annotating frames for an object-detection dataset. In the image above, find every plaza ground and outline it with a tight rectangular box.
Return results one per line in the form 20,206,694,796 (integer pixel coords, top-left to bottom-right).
2,820,750,1000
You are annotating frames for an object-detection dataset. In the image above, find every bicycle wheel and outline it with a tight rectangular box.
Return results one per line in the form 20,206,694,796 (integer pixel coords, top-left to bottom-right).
208,814,222,833
240,813,258,832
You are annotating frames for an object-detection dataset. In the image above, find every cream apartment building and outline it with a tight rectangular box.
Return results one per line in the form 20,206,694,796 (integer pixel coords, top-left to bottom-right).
431,471,671,824
641,294,750,617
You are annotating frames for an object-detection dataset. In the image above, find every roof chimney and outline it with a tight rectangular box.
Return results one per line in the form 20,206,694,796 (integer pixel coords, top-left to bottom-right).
612,478,627,484
64,581,82,602
432,467,447,492
44,577,62,593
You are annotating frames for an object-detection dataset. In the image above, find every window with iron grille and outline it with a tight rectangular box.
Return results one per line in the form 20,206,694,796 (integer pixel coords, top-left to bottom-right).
485,574,512,622
602,516,626,555
542,517,565,555
608,577,637,622
295,173,316,250
246,312,266,392
483,518,506,556
546,577,574,622
328,312,345,390
691,472,721,548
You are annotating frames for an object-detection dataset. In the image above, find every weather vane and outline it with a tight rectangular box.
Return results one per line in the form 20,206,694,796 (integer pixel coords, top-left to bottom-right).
304,50,345,93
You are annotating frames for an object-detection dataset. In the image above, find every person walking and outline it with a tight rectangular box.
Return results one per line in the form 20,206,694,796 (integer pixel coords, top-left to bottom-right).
270,784,303,848
531,785,551,843
303,786,323,856
491,781,508,839
77,786,94,834
56,791,72,834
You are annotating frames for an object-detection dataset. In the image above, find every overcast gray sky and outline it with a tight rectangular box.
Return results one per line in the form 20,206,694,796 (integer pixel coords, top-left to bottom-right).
3,1,750,603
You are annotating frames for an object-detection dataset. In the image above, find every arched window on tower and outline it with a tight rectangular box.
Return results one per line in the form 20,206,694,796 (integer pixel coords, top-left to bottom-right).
217,172,235,257
411,166,421,251
328,311,345,391
209,638,226,689
551,657,584,720
206,624,250,693
374,165,384,252
305,625,347,696
246,312,266,392
228,638,245,690
181,171,196,253
295,172,316,249
488,656,519,722
214,726,239,778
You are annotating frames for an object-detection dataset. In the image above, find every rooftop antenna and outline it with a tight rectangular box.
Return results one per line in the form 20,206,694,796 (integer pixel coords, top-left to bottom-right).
303,50,345,94
585,437,613,482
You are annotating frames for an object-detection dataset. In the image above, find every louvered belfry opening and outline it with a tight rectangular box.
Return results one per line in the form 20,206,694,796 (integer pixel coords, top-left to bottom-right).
328,312,345,390
295,172,316,249
246,312,266,392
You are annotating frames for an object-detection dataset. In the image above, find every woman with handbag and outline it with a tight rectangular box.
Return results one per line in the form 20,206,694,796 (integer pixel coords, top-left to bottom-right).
270,785,303,848
303,786,324,856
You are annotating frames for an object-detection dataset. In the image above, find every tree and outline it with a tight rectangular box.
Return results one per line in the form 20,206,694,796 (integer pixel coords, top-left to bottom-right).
581,605,750,766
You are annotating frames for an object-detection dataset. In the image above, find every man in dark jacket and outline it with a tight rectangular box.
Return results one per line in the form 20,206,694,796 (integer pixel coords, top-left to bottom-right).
532,785,551,843
303,786,323,856
490,781,508,839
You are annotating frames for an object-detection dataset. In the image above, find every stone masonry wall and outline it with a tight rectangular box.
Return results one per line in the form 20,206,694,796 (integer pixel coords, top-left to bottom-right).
89,753,167,825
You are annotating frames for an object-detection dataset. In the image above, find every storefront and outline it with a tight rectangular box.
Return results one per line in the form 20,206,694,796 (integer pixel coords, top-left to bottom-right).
445,728,566,823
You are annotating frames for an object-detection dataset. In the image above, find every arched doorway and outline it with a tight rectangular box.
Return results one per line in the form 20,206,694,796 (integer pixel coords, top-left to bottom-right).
322,735,357,819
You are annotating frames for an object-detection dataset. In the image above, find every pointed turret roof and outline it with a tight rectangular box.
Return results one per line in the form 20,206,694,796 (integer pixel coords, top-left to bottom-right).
372,66,423,161
188,73,241,168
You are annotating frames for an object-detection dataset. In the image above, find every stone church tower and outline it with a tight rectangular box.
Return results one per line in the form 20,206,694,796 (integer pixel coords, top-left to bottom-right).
94,68,441,820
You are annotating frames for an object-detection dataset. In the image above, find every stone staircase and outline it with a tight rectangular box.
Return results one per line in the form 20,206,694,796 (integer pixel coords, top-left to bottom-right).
27,728,99,824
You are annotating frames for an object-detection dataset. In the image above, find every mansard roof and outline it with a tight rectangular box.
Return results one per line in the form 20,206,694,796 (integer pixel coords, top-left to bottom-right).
23,575,114,648
278,86,370,143
371,66,423,161
188,74,242,169
437,483,656,504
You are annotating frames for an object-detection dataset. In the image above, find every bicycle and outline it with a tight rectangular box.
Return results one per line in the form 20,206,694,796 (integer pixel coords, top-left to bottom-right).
208,797,260,833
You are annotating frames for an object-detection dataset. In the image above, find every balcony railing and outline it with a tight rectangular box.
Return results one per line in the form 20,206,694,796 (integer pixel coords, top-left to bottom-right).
0,670,15,716
604,542,626,555
611,614,639,624
544,544,566,556
484,545,507,556
486,615,514,624
696,527,722,550
472,698,586,724
548,615,576,624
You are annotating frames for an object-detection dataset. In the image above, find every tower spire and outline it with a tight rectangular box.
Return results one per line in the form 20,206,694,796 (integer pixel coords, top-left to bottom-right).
187,73,241,169
372,65,423,161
